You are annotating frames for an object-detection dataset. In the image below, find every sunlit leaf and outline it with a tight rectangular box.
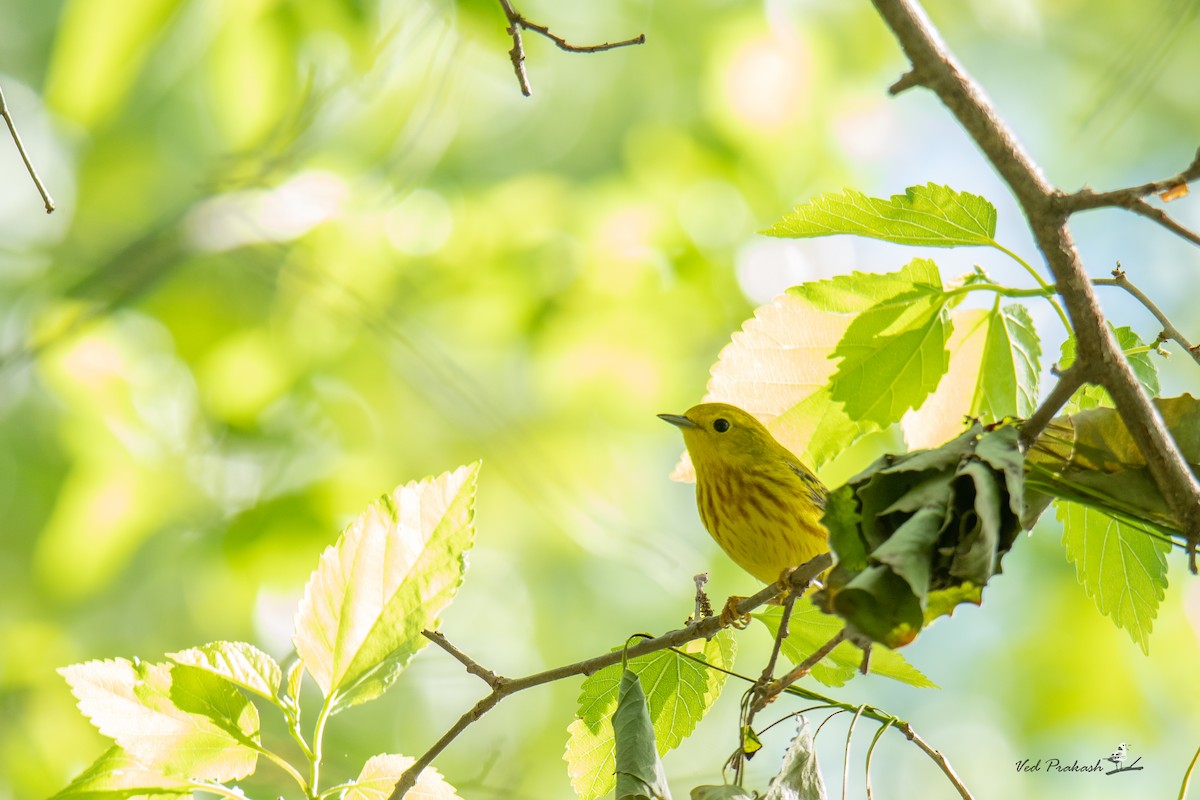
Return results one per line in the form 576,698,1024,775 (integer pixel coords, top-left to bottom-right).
1060,325,1159,413
763,184,998,248
763,717,827,800
755,603,935,688
827,259,952,427
902,308,990,449
613,670,673,800
564,633,736,800
167,641,281,703
1058,503,1170,654
675,261,948,480
49,746,191,800
344,753,463,800
293,462,479,711
59,659,258,781
1025,394,1200,532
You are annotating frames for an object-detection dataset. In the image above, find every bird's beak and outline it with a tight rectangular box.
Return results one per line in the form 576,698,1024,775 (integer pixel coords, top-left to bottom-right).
657,413,698,429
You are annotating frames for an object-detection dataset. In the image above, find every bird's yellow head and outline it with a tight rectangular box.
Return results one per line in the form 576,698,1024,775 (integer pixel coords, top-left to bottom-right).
658,402,828,586
657,402,785,470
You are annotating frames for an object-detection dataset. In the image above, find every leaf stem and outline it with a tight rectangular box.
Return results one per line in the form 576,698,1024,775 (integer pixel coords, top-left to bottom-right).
1178,740,1200,800
309,696,335,799
188,782,253,800
944,280,1071,333
993,243,1071,332
252,742,310,794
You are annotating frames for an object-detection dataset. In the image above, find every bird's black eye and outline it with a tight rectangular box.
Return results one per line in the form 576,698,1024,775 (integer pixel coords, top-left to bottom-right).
713,418,730,433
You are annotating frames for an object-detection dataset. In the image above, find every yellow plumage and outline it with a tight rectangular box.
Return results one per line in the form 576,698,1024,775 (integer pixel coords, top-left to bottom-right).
659,403,829,585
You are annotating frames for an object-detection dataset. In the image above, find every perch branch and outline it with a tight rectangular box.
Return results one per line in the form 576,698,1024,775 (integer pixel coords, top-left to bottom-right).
1094,265,1200,367
386,552,832,800
870,0,1200,568
0,83,55,213
1019,363,1088,450
495,0,645,97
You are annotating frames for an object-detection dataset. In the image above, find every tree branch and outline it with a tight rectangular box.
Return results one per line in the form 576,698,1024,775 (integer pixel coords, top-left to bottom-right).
1019,363,1088,450
495,0,645,97
1094,264,1200,367
871,0,1200,568
1060,146,1200,209
0,83,55,214
385,552,833,800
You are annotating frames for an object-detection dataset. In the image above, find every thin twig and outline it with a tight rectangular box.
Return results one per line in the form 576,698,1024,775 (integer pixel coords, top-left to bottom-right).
422,630,505,689
1057,148,1200,248
385,552,832,800
0,83,55,213
1094,265,1200,367
1061,146,1200,208
753,629,847,713
870,0,1200,569
495,0,644,97
900,723,974,800
1018,363,1088,450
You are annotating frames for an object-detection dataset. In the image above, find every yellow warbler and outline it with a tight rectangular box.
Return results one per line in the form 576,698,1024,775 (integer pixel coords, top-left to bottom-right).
659,403,829,585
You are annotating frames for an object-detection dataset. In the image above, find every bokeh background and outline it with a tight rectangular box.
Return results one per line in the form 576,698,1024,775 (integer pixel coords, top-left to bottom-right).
3,0,1200,798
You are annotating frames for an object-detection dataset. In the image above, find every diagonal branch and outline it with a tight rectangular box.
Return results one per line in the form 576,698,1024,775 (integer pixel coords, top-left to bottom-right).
495,0,645,97
1061,146,1200,209
0,83,55,214
385,552,832,800
1094,264,1200,367
869,0,1200,569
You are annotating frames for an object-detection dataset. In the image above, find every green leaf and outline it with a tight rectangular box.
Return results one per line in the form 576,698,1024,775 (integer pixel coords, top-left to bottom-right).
755,604,935,688
1058,503,1170,654
904,301,1041,450
817,423,1025,647
564,632,736,800
976,303,1040,417
49,746,191,800
58,659,259,781
763,184,998,248
167,641,281,703
673,262,951,481
344,753,463,800
293,462,479,711
613,670,673,800
1060,325,1160,413
1026,394,1200,533
828,259,953,427
690,786,754,800
764,718,827,800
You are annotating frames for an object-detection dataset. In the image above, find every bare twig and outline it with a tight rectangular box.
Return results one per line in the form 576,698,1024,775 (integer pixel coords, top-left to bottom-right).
386,552,832,800
1018,363,1088,450
0,83,55,213
495,0,645,97
1057,148,1200,248
1062,147,1200,208
422,630,505,690
869,0,1200,569
1094,266,1200,367
752,628,847,713
900,722,974,800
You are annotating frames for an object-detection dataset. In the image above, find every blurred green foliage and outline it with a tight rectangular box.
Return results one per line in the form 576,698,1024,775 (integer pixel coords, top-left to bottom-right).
3,0,1200,798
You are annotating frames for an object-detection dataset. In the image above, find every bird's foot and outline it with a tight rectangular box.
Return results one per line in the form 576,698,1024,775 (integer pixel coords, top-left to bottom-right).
719,595,752,628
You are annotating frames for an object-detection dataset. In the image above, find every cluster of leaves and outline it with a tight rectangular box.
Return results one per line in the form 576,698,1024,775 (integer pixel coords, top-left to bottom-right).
683,183,1179,652
53,464,480,800
816,422,1025,648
